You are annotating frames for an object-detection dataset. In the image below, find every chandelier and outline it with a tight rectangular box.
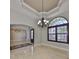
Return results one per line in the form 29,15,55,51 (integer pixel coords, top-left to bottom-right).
37,0,49,27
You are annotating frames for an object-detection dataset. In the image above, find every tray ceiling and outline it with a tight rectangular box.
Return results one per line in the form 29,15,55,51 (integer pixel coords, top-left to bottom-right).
23,0,59,12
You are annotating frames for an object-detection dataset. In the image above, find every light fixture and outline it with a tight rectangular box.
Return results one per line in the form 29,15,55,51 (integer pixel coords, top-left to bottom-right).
37,0,49,27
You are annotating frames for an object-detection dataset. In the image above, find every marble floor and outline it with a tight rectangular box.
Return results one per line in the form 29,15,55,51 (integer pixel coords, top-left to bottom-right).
10,45,68,59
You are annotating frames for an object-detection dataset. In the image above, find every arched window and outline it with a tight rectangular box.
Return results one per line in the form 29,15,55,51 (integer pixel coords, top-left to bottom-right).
48,17,69,43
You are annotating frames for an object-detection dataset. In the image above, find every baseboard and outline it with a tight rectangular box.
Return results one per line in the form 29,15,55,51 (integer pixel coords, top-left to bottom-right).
41,43,69,52
34,43,41,47
34,43,69,53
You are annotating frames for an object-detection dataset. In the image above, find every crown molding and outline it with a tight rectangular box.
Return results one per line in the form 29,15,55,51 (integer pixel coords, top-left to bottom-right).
20,0,63,17
20,0,40,16
47,0,63,15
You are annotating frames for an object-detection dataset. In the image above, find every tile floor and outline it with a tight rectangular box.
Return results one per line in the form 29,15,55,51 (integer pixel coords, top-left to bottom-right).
10,45,68,59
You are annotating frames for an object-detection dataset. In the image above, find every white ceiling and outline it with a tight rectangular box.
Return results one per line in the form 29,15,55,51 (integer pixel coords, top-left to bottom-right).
23,0,59,12
10,0,69,19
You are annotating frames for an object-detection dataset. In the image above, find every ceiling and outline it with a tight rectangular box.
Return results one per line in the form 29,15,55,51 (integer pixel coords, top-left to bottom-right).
23,0,59,12
11,0,69,19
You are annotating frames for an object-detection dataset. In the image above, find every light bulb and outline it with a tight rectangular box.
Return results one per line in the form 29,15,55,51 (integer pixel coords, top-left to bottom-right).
43,19,46,22
38,20,41,24
46,20,49,23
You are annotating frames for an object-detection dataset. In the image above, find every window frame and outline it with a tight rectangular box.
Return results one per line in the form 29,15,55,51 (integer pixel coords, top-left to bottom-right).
48,17,69,44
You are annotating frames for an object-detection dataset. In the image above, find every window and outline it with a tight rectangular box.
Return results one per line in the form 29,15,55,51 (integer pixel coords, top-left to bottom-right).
30,29,34,43
49,27,56,41
31,30,34,39
48,17,69,43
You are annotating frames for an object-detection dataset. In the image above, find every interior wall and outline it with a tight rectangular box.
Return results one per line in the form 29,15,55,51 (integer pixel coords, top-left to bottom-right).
10,25,30,42
41,11,69,51
10,0,69,50
10,10,42,45
41,0,69,51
